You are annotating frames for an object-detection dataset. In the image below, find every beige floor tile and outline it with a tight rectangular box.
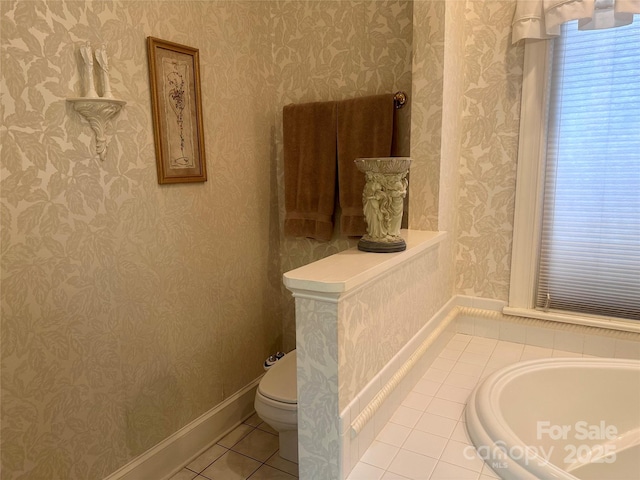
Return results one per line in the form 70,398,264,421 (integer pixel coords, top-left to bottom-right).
256,421,278,435
186,444,228,473
231,428,279,463
218,424,255,448
169,469,198,480
265,451,299,477
248,464,297,479
244,412,263,427
201,451,261,480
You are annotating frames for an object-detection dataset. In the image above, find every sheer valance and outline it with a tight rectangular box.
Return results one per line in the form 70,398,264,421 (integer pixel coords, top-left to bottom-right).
512,0,640,42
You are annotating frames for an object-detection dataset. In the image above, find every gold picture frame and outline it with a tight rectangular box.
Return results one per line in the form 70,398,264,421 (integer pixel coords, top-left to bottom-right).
147,37,207,184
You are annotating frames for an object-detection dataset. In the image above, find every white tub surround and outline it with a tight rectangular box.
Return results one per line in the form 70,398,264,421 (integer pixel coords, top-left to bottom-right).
466,357,640,480
454,295,640,359
503,306,640,335
284,229,448,480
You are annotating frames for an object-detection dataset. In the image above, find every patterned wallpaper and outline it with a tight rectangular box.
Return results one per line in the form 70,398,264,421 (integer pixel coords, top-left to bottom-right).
337,244,449,409
0,1,415,478
271,0,415,352
455,0,524,301
1,1,279,478
293,237,452,479
439,0,467,235
1,0,524,478
408,0,444,232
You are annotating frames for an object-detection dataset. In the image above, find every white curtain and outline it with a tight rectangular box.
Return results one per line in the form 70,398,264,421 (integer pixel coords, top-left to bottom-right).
512,0,640,42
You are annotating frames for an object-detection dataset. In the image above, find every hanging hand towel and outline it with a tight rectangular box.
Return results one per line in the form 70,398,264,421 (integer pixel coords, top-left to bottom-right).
337,94,396,236
283,101,338,241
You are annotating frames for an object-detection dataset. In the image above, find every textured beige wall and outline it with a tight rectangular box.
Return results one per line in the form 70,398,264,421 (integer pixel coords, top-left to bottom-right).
272,0,414,351
407,0,524,304
1,1,279,478
0,0,415,478
1,0,525,478
440,0,466,234
408,0,524,304
409,0,444,232
454,0,524,301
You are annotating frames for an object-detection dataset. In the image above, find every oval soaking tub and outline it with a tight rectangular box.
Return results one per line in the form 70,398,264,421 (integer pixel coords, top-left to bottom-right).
465,357,640,479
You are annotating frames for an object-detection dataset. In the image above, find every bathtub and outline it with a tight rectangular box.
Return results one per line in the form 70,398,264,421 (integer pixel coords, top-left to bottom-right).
465,357,640,479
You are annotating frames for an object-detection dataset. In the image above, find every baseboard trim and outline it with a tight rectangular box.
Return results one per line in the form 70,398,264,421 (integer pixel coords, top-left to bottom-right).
103,377,261,480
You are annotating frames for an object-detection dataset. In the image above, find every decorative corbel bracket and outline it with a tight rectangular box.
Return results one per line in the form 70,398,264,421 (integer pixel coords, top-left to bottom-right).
67,97,126,161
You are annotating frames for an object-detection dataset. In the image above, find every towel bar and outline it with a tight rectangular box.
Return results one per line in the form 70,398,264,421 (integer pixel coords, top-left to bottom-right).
393,91,407,109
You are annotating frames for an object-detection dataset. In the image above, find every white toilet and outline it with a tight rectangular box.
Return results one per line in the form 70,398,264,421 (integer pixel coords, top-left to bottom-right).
254,350,298,463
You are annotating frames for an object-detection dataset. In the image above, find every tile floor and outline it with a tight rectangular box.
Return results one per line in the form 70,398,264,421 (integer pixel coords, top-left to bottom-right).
169,413,298,480
170,333,582,480
346,333,584,480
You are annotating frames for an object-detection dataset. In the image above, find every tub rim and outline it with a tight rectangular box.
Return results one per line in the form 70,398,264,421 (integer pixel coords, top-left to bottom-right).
465,357,640,480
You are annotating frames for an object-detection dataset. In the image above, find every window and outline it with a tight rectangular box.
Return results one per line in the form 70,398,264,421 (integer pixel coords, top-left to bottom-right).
507,17,640,327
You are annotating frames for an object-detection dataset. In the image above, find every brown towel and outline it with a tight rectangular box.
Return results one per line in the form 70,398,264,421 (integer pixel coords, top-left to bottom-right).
283,101,337,241
337,94,396,236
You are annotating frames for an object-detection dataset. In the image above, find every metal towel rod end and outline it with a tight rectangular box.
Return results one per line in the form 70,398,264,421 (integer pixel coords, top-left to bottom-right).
393,91,407,109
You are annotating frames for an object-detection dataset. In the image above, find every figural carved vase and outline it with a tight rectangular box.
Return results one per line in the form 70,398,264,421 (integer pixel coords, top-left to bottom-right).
355,157,411,253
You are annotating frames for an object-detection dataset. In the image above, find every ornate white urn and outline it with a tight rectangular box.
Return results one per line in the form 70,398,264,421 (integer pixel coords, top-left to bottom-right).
355,157,411,253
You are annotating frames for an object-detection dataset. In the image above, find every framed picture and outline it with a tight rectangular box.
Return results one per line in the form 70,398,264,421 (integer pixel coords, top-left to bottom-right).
147,37,207,184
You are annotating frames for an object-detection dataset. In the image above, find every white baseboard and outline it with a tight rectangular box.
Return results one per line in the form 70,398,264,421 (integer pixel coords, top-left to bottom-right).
103,377,261,480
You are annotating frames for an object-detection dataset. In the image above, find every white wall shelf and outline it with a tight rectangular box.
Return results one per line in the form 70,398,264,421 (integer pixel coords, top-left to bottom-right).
67,97,126,161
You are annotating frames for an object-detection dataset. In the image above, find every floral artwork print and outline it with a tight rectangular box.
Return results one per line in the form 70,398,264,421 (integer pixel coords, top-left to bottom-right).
167,70,186,162
161,57,195,169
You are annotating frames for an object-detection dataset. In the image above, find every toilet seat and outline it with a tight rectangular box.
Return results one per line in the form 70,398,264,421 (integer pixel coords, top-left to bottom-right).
258,351,297,404
254,350,299,463
255,390,297,412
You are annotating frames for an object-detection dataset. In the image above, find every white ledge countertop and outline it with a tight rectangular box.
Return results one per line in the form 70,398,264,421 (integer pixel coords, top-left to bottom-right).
283,229,447,296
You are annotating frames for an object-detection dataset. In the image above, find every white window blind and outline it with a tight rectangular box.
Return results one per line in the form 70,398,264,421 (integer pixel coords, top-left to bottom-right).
536,18,640,321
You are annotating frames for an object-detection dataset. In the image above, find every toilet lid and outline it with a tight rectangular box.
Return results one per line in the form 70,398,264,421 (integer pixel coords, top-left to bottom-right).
258,350,297,404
